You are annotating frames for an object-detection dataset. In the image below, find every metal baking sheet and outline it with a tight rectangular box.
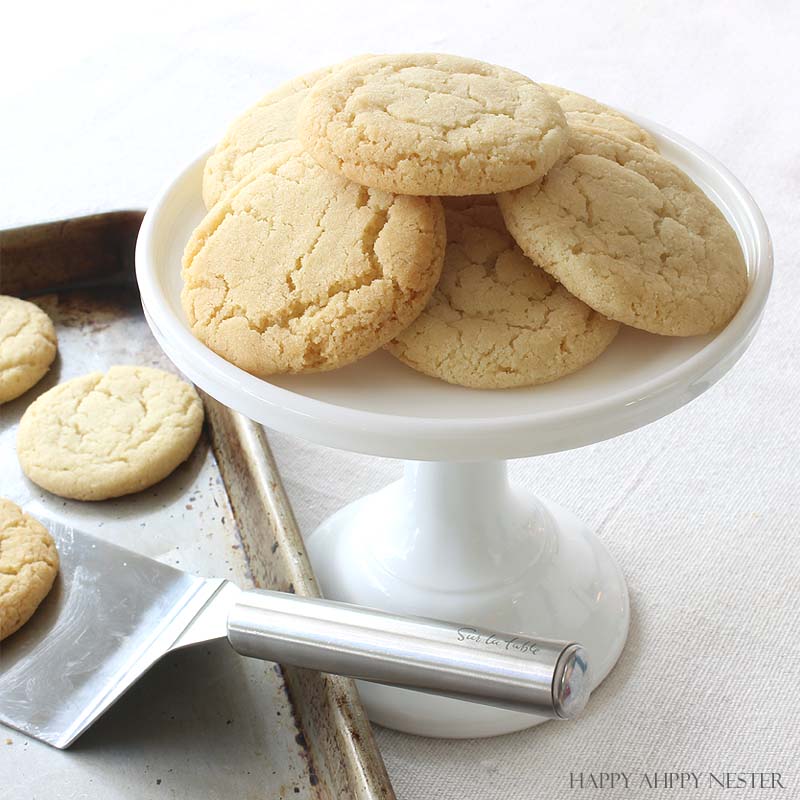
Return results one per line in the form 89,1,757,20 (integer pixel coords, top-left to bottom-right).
0,214,394,800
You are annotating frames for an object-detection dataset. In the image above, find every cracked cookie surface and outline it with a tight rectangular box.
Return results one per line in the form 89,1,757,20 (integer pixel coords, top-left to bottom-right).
183,143,446,375
386,197,619,388
202,67,330,209
0,295,57,404
17,366,204,501
202,57,370,209
498,127,748,336
0,499,59,641
543,85,659,151
298,53,569,196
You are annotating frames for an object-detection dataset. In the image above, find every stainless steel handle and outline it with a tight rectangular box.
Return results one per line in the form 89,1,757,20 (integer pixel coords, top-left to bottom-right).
226,589,591,719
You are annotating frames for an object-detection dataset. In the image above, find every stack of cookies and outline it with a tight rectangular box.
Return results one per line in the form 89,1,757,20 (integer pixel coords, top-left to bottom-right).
183,53,748,389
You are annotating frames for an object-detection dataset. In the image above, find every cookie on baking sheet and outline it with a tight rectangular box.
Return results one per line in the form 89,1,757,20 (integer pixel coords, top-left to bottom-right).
17,366,204,501
298,53,569,196
498,127,748,336
202,57,370,209
0,499,59,641
543,84,659,151
386,197,619,389
0,295,57,404
183,143,446,376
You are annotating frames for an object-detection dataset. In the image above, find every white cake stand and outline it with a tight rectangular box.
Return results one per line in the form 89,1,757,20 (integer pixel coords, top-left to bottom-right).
136,114,772,738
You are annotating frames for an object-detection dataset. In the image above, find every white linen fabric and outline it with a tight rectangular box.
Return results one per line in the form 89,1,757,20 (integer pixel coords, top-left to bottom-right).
2,2,798,797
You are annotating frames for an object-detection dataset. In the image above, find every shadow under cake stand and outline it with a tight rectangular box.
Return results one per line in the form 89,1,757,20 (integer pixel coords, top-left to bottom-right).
136,115,772,738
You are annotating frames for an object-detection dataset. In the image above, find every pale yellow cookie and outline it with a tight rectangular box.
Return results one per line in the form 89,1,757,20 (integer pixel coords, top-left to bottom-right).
298,53,569,196
17,366,204,501
202,57,371,209
0,295,57,404
182,143,446,375
386,197,619,388
202,68,330,209
543,84,659,151
0,499,59,641
498,127,748,336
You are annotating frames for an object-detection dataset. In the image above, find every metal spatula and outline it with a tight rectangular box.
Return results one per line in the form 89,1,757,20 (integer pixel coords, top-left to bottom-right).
0,521,590,749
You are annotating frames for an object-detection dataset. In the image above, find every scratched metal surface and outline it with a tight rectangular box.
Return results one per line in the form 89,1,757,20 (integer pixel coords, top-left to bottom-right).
0,285,325,799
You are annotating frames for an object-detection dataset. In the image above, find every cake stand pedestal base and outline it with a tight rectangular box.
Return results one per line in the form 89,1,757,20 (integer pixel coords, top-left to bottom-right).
306,460,630,738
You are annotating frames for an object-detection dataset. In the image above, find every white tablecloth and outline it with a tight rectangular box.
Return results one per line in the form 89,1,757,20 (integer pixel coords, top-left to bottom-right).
3,2,798,797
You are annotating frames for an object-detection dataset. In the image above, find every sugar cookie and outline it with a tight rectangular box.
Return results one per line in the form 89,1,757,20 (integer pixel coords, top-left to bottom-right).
17,366,204,501
183,144,446,375
543,84,658,150
386,197,619,388
202,57,370,208
0,295,57,403
498,127,748,336
0,499,59,641
298,53,569,195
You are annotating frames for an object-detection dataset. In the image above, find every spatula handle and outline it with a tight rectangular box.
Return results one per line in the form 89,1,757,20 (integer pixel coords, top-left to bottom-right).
226,589,590,719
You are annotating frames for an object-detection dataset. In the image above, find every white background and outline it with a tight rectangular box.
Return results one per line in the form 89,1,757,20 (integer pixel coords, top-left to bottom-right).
2,1,799,798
